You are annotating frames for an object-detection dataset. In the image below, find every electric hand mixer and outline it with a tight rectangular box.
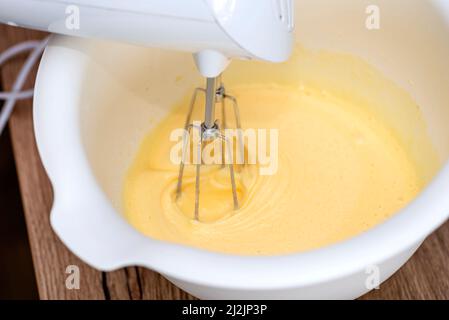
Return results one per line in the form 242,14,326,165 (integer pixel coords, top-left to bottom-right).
0,0,294,220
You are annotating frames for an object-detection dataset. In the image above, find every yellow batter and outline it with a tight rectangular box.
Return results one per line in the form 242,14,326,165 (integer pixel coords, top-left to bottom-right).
123,48,438,255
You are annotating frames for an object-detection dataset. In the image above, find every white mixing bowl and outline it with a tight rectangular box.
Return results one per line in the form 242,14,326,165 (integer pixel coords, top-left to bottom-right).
34,0,449,299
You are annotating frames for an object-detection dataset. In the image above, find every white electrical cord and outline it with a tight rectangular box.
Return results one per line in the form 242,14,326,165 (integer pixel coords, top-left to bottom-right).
0,37,50,136
0,90,34,100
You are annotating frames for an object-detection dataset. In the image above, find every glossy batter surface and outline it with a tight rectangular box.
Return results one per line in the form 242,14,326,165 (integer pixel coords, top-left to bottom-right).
123,49,437,255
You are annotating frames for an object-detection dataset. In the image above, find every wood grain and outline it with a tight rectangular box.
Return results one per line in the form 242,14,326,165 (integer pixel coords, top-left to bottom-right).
1,24,448,300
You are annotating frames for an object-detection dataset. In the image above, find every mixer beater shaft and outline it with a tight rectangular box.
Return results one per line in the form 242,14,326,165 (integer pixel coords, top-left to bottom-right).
175,76,242,221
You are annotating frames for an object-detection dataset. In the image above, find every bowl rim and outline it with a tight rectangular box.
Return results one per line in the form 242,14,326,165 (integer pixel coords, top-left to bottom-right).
33,35,449,290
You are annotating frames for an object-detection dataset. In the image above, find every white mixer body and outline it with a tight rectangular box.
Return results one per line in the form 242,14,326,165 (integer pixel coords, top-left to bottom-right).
0,0,294,76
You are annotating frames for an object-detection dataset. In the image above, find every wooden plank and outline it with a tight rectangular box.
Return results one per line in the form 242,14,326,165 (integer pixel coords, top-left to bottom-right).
138,268,195,300
1,24,448,300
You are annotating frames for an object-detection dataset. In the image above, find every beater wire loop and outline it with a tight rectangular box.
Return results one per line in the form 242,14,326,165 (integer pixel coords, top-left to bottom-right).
175,76,242,221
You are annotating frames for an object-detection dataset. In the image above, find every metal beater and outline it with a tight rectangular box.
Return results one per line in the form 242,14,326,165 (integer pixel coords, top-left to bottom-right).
175,76,243,221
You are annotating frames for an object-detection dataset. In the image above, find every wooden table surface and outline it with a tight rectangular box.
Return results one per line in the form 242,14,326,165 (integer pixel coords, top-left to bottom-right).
1,25,448,300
